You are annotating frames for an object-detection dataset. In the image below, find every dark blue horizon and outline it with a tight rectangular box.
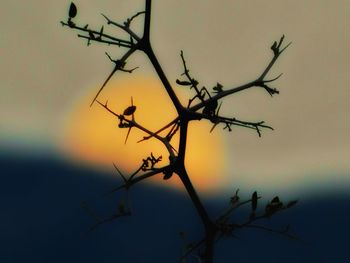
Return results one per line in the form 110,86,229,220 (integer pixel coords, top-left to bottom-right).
1,151,349,262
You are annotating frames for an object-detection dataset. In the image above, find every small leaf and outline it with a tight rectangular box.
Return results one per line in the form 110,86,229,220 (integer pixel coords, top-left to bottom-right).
213,82,224,93
251,191,258,211
123,105,136,116
271,196,280,203
216,82,223,89
69,2,77,18
287,200,298,208
176,79,191,86
268,196,284,213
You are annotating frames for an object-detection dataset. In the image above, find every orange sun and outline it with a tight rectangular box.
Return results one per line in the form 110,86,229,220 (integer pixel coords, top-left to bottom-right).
60,75,227,192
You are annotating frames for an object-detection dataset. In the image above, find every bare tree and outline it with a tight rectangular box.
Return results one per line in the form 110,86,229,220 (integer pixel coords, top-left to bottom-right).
61,1,298,262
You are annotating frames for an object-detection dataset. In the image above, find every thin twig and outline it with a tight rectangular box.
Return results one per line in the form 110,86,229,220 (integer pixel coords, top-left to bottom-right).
101,14,141,42
235,224,298,240
189,36,291,114
138,117,179,143
60,21,132,46
216,197,262,224
108,165,170,194
90,46,139,106
96,100,176,158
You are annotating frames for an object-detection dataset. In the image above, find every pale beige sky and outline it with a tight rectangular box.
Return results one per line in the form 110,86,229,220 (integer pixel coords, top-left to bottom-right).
1,1,349,194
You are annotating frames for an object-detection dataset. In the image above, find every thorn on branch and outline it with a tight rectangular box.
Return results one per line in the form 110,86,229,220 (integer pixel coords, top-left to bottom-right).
113,163,128,183
121,97,137,144
124,126,132,144
95,26,104,41
265,73,283,83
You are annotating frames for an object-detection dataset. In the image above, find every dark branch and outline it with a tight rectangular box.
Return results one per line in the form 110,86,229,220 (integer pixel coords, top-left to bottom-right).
90,45,139,106
143,0,152,41
239,224,298,240
89,210,131,232
189,35,291,113
216,196,263,224
177,50,206,106
96,100,176,158
77,34,131,47
108,165,170,194
60,21,132,47
178,238,205,263
193,111,273,137
101,14,141,42
137,117,179,143
124,11,146,27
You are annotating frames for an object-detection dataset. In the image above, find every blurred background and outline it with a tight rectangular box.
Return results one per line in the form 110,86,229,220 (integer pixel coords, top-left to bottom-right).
1,1,350,262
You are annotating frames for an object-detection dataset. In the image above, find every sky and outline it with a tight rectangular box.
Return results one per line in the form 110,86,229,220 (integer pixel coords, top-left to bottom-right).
1,0,350,196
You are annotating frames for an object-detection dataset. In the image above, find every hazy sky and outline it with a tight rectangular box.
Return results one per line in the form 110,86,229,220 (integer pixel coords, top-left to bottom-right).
1,1,350,195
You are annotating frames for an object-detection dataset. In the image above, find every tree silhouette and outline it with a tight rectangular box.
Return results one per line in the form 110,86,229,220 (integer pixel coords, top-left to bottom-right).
61,1,297,262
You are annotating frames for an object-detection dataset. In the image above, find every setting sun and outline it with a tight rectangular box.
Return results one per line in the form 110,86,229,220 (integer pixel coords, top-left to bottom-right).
60,75,226,192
